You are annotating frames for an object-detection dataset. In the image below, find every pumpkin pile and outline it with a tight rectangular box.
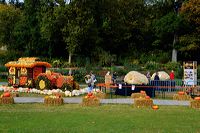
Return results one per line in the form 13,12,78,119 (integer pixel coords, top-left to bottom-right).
0,92,14,104
44,93,64,106
190,97,200,109
131,90,147,99
173,91,191,101
82,92,100,106
133,91,153,108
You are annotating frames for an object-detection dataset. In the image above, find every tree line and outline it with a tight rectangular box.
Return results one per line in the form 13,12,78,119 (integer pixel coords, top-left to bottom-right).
0,0,199,66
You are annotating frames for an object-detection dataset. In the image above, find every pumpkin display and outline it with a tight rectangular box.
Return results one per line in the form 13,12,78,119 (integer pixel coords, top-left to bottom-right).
151,71,170,80
124,71,149,85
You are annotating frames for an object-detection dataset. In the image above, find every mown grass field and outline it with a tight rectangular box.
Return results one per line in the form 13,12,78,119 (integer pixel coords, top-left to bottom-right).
0,104,200,133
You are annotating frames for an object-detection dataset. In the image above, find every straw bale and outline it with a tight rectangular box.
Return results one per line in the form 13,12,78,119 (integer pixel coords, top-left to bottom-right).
173,94,191,101
0,97,14,104
190,100,200,109
44,97,64,105
134,98,153,108
82,97,100,106
131,93,146,99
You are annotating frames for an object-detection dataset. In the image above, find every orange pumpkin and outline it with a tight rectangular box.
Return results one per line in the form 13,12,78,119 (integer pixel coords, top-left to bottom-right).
194,97,200,100
87,92,93,97
146,96,150,99
3,92,11,97
152,105,159,110
178,91,185,95
140,90,146,94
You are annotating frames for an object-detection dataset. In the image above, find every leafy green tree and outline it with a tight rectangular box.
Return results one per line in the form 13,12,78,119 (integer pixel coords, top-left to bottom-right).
0,4,21,49
178,0,200,60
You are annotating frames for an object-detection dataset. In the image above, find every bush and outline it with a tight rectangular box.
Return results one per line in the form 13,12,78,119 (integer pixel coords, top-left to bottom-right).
144,61,162,70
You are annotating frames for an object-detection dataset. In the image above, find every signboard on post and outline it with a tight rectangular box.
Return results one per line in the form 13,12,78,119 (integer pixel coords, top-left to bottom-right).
183,61,197,86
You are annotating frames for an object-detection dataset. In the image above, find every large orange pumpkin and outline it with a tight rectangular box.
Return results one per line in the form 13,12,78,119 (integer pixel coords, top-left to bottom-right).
3,92,11,97
146,96,150,99
178,91,185,95
194,97,200,100
140,90,146,94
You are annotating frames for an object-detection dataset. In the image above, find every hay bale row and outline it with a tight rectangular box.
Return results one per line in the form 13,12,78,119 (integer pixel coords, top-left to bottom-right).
134,98,153,108
190,100,200,109
0,97,14,104
131,93,146,99
81,97,100,106
44,97,64,105
173,94,191,101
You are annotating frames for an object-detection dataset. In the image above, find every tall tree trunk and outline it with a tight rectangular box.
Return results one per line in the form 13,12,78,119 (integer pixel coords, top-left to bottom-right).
68,52,72,75
172,34,178,62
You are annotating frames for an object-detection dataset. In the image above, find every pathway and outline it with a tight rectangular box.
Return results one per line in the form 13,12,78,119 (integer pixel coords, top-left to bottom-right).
13,97,190,106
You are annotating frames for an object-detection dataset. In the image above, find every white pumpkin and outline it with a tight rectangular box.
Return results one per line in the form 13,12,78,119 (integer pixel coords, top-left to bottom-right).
151,71,170,81
124,71,149,85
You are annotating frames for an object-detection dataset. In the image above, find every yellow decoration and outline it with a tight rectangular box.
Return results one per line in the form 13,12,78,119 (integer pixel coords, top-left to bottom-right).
21,68,27,75
39,80,45,90
9,67,15,75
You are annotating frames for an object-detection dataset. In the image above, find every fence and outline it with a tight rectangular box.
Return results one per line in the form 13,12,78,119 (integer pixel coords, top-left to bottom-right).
97,79,200,98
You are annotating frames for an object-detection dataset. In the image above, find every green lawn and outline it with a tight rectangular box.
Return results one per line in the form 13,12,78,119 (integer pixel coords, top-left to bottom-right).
0,104,199,133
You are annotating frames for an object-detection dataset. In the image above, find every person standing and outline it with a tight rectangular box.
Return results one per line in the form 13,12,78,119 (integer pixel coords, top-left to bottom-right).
146,71,151,82
170,70,175,80
154,72,160,81
85,75,94,93
112,72,117,85
154,72,160,92
169,70,175,91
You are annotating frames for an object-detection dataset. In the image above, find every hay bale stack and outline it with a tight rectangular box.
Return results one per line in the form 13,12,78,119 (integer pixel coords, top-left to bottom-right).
44,96,64,105
134,98,153,108
190,97,200,109
190,100,200,109
131,93,146,99
0,97,14,104
173,94,191,101
82,97,100,106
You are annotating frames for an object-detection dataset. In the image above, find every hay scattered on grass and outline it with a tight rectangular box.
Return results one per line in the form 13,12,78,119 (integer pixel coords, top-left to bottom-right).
0,97,14,104
134,98,153,108
190,100,200,109
131,93,146,99
81,97,100,107
44,97,64,106
173,94,191,101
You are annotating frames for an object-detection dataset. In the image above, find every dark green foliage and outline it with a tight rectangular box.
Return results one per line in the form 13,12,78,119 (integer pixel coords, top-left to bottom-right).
0,0,199,67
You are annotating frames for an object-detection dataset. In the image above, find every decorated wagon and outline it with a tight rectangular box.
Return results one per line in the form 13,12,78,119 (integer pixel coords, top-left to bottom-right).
5,57,79,91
